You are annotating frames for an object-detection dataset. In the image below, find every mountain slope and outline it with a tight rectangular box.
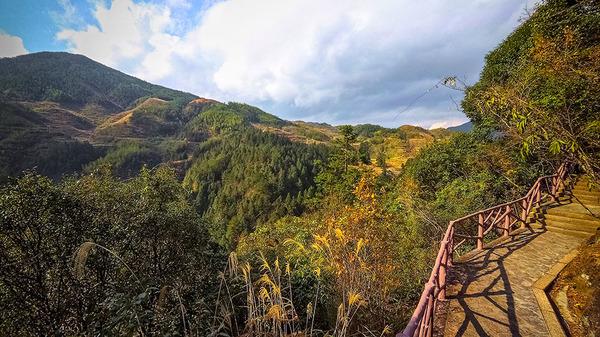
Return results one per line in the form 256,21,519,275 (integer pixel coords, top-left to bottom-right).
0,52,196,115
0,52,201,179
0,51,465,247
447,121,473,132
0,51,460,182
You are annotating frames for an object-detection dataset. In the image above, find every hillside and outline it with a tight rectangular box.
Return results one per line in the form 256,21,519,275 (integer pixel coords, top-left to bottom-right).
0,51,460,247
0,52,455,181
0,52,196,115
447,121,473,132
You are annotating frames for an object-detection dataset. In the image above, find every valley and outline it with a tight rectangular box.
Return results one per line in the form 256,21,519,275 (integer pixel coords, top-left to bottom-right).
0,1,598,335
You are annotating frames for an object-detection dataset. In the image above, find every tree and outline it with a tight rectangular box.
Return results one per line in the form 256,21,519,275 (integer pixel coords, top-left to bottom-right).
0,167,224,336
462,0,600,178
336,125,358,172
358,141,371,164
376,144,387,173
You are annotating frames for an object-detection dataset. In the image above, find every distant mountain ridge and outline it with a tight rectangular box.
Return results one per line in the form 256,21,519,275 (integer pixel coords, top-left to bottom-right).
447,121,473,132
0,52,196,113
0,52,464,180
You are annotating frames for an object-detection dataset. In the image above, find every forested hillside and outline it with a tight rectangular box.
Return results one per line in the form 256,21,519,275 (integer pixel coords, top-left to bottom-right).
0,52,449,246
0,52,196,111
462,0,600,178
1,0,598,335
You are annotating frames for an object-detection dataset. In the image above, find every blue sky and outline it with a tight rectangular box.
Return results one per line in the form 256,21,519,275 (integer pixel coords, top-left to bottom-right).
0,0,537,128
0,0,68,51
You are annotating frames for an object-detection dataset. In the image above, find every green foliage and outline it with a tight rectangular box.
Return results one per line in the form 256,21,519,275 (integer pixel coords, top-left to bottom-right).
0,102,102,182
352,124,387,138
338,125,357,144
86,141,164,178
462,0,600,175
376,144,387,172
0,167,224,336
183,128,327,246
186,102,286,135
402,131,539,225
237,174,431,334
358,141,371,164
314,155,363,204
0,52,195,111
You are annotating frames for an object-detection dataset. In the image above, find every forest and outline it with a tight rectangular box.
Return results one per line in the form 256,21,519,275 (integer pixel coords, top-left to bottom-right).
0,0,599,336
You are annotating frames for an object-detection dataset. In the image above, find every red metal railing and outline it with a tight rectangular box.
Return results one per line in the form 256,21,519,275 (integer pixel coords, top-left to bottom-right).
398,163,571,337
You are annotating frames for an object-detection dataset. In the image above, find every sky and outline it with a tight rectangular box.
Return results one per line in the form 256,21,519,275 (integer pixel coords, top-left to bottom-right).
0,0,537,128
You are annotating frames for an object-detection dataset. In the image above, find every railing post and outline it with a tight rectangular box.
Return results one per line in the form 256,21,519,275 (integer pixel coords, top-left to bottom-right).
448,226,454,267
477,213,484,250
438,242,447,300
520,199,528,228
427,294,434,337
551,175,558,200
504,205,510,237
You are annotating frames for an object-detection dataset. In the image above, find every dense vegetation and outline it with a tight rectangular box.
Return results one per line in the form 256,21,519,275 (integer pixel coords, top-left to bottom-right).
0,167,224,336
1,1,598,334
462,0,600,178
183,129,328,246
0,101,103,182
0,52,195,112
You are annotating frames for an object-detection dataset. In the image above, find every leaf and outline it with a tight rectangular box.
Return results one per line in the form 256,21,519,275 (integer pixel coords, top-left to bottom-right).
549,140,562,154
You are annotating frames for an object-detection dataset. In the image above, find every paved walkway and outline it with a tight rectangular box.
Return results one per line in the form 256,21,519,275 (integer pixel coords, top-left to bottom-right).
442,228,584,336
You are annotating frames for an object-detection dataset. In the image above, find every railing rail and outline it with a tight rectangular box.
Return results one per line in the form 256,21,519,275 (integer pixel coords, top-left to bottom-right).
398,162,572,337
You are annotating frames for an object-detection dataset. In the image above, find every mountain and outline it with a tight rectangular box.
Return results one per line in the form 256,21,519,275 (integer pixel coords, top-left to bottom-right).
0,52,196,114
0,51,454,245
0,52,450,181
447,121,473,132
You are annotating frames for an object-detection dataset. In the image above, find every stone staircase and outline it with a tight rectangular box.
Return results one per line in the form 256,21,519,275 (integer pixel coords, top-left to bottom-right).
533,176,600,237
400,165,596,337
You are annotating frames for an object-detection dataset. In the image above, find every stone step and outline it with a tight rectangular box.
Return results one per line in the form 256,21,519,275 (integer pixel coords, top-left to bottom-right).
571,194,600,204
573,181,599,188
571,190,600,198
572,186,600,193
557,194,600,207
545,225,595,238
531,222,594,238
571,185,600,192
545,204,600,218
543,218,599,233
573,183,599,191
544,213,600,227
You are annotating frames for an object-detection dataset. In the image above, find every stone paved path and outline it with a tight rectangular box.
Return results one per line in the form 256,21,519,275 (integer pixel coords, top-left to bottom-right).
442,228,584,337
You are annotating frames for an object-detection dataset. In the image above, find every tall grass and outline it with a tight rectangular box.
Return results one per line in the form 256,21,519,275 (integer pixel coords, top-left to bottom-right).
212,236,391,337
211,252,312,337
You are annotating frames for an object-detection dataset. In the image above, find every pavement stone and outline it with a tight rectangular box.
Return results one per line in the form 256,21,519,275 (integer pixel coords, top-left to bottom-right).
442,228,584,337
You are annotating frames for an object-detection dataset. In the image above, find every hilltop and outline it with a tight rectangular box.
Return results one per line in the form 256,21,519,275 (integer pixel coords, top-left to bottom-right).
2,0,598,335
0,52,454,180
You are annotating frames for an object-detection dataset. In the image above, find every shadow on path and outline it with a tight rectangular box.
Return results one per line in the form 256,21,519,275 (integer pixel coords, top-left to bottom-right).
444,229,545,337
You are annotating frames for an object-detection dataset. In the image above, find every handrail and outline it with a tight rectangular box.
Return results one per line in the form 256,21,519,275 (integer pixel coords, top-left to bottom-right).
398,162,572,337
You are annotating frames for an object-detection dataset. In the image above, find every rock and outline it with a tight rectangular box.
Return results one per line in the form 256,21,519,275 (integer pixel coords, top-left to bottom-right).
556,286,575,323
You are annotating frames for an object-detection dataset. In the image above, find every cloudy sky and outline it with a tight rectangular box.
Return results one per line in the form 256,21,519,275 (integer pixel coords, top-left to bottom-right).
0,0,536,128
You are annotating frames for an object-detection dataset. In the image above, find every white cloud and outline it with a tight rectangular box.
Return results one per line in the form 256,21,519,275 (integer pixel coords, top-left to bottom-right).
0,32,28,58
57,0,175,71
56,0,533,127
429,119,470,130
51,0,85,27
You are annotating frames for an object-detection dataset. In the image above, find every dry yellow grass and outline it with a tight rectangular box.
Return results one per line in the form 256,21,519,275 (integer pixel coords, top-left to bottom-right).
99,97,169,129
